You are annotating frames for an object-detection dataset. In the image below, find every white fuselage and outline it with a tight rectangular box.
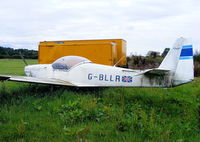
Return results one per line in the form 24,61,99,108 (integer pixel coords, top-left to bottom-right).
25,62,172,87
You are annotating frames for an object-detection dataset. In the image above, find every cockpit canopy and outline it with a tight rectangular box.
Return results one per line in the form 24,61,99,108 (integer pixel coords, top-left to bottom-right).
52,56,91,70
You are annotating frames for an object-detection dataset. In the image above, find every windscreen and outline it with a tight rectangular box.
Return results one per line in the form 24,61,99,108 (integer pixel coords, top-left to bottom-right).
52,56,91,70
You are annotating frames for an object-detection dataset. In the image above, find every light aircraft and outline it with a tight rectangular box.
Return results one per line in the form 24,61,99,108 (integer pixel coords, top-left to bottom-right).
0,37,194,87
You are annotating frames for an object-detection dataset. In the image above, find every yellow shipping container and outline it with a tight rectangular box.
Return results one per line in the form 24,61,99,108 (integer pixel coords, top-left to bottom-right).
39,39,126,66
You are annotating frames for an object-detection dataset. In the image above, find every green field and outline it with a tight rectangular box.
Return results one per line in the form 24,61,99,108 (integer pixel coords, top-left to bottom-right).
0,59,200,142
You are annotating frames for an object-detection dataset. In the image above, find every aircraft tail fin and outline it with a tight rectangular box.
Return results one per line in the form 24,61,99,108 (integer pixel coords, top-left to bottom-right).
158,37,194,86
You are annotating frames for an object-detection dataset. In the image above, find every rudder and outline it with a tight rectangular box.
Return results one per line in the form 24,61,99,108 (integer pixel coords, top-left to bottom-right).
173,39,194,85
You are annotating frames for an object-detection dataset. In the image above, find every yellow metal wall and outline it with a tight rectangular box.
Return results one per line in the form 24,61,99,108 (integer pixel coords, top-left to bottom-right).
39,39,126,66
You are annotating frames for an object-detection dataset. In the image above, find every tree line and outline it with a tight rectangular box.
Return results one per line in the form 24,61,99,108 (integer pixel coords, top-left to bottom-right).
0,46,38,59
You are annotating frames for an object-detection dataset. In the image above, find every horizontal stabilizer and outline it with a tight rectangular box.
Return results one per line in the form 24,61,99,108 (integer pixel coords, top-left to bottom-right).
136,68,170,76
0,74,75,86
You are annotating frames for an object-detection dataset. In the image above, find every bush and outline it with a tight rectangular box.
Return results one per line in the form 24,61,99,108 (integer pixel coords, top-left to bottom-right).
127,52,200,77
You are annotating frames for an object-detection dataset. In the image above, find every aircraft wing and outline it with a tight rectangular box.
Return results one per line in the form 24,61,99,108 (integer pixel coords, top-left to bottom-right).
0,74,75,86
135,68,170,76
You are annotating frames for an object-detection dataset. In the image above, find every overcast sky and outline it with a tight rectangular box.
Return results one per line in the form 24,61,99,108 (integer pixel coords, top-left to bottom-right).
0,0,199,55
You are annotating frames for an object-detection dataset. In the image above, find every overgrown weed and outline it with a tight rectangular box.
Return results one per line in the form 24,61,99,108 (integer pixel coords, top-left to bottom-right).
1,58,200,141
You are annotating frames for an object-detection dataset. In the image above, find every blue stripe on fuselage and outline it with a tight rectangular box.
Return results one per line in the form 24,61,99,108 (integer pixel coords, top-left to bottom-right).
179,56,193,60
182,45,192,48
180,48,193,57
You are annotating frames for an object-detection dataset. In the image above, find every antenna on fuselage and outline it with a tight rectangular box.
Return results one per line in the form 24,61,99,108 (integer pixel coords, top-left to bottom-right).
114,56,126,67
19,51,28,66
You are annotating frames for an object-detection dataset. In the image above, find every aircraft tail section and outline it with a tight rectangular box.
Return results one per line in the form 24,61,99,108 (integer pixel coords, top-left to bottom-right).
158,37,194,86
173,39,194,85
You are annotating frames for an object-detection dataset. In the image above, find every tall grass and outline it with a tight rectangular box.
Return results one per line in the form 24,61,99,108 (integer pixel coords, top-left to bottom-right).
0,59,200,142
